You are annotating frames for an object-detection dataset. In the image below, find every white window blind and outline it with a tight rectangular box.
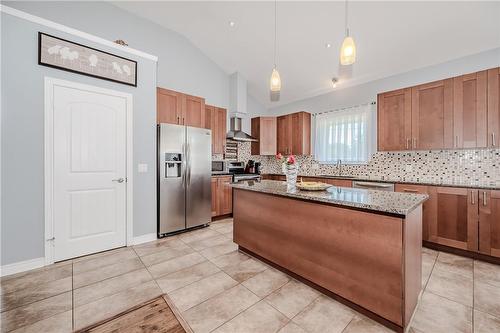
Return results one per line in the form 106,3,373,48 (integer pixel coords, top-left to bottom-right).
314,103,376,164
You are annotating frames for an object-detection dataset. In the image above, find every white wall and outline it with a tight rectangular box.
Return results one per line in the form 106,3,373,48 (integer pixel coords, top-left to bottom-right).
268,48,500,115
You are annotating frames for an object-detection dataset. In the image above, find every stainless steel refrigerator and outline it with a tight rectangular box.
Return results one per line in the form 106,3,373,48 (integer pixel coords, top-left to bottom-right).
157,123,212,236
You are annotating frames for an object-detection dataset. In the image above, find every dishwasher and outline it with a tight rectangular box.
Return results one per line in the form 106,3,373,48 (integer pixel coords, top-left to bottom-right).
352,181,395,191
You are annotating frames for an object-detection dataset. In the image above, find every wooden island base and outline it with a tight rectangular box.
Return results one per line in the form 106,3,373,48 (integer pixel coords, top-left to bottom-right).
233,188,423,333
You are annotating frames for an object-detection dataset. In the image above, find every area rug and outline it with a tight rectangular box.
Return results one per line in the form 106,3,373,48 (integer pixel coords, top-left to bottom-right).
76,295,191,333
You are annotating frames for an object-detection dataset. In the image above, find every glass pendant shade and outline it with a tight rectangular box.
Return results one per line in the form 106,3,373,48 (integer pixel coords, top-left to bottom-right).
270,67,281,92
340,35,356,65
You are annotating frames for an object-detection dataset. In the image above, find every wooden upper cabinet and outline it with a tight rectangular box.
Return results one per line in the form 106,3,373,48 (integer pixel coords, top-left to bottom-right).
277,112,311,155
251,117,277,155
157,87,183,125
428,187,478,251
487,67,500,148
453,71,487,148
157,87,206,128
184,94,205,128
291,112,311,155
411,79,454,150
277,115,291,154
377,89,412,151
479,190,500,258
205,105,226,154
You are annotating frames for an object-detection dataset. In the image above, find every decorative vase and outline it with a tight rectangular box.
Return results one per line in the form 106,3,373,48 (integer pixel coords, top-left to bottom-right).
282,164,298,191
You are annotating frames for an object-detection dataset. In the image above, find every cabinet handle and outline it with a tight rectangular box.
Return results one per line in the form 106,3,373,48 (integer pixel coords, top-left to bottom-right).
455,135,459,148
403,189,418,193
493,132,496,147
406,138,410,149
412,138,417,149
471,191,475,205
177,116,180,124
483,191,487,206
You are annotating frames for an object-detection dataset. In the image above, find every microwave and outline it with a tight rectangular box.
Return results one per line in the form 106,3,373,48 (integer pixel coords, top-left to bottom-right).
211,160,228,174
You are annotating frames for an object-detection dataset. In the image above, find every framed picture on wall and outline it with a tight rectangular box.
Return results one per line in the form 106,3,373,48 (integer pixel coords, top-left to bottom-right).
38,32,137,87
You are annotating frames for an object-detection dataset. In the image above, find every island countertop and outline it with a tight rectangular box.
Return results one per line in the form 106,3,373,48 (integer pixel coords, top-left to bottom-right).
231,180,428,217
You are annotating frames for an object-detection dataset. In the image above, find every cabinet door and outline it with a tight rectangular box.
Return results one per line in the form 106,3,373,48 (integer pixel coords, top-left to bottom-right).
291,112,311,155
157,88,183,124
205,105,214,130
251,117,277,155
377,89,412,151
277,115,291,154
429,187,478,251
211,177,218,217
411,79,454,150
215,108,227,155
487,67,500,148
184,94,205,128
395,184,434,241
218,176,233,215
453,71,487,148
479,190,500,258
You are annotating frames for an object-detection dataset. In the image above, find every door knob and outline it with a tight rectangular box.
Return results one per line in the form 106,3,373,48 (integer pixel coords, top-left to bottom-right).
112,178,125,183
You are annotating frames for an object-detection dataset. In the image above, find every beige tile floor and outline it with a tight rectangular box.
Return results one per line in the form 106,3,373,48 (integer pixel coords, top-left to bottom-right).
1,218,500,333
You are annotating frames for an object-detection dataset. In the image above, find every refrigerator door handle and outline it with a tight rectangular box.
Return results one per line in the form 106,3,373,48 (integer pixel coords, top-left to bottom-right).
187,142,191,185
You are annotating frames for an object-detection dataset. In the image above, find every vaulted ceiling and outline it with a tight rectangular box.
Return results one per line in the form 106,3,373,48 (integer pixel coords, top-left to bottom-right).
114,1,500,107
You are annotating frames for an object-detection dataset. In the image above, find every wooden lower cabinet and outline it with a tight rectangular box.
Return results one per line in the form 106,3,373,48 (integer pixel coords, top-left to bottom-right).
395,184,434,241
427,187,478,251
211,175,233,217
211,177,218,217
479,190,500,258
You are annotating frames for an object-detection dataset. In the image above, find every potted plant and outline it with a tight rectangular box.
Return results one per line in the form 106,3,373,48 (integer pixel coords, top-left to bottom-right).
276,153,298,190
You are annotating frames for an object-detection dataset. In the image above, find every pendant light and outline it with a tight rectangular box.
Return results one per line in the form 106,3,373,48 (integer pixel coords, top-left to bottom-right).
270,0,281,97
340,0,356,65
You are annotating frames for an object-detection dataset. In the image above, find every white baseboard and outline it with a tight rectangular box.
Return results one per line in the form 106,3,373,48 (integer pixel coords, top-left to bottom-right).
132,233,157,246
0,257,46,277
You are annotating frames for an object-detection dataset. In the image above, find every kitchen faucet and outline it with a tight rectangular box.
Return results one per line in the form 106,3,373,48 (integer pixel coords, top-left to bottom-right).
337,159,342,176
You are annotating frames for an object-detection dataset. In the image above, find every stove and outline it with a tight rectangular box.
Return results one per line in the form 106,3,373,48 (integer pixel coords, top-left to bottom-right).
233,173,261,183
227,161,261,183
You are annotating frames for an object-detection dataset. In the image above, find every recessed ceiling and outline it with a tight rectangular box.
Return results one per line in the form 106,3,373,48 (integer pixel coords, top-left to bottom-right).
113,1,500,108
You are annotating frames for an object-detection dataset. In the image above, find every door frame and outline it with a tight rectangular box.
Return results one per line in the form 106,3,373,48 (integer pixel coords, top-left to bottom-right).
44,77,134,265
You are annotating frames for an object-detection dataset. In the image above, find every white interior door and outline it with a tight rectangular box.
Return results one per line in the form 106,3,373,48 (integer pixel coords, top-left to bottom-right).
51,81,129,261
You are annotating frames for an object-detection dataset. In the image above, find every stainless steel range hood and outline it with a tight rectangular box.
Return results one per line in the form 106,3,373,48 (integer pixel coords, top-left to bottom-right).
226,117,258,142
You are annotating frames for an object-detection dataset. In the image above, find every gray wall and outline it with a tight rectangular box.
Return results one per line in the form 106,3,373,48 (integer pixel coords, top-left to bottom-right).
1,2,232,266
1,13,157,265
5,1,230,108
268,48,500,115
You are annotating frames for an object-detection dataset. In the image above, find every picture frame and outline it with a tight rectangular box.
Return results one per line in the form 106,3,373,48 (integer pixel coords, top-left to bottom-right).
38,32,137,87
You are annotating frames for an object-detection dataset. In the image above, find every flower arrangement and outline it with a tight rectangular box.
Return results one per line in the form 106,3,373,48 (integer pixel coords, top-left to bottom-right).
276,152,296,165
276,153,298,190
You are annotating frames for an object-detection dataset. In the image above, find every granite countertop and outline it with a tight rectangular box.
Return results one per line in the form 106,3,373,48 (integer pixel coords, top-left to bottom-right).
265,173,500,190
231,180,428,217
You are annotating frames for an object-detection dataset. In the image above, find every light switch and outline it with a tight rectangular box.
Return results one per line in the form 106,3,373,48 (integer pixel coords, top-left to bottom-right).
138,164,148,173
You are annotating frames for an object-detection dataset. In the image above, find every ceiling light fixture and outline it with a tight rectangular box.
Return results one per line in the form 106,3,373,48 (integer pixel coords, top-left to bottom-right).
229,21,235,27
340,0,356,65
325,43,332,49
269,0,281,100
331,78,338,88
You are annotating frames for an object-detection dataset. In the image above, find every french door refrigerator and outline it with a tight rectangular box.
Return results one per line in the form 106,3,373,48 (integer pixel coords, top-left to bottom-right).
157,123,212,236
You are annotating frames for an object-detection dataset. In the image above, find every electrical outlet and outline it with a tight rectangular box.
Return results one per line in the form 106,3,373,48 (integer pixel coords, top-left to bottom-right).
138,164,148,173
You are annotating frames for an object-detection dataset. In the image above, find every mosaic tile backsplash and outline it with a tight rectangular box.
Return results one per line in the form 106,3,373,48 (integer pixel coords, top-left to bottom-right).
235,142,500,188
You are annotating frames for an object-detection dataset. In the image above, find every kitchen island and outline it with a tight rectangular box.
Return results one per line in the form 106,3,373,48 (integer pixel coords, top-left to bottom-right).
232,180,428,332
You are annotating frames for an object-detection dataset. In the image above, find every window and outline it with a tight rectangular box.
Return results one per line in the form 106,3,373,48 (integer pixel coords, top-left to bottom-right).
314,103,376,164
